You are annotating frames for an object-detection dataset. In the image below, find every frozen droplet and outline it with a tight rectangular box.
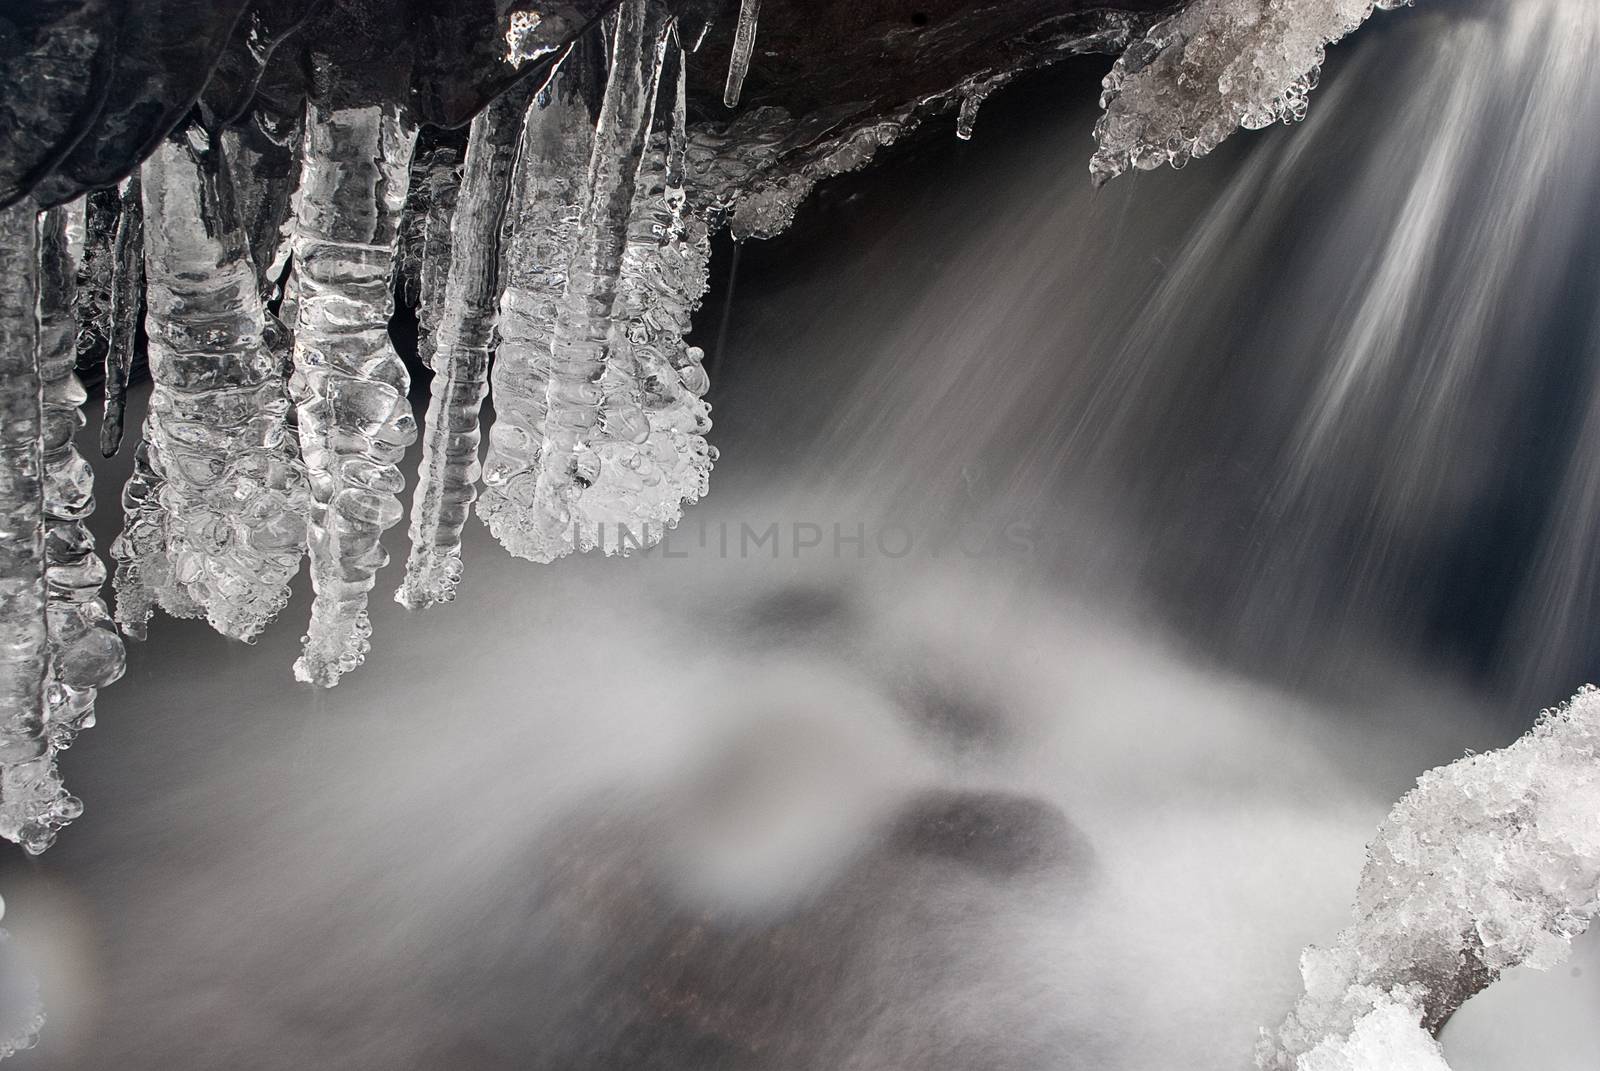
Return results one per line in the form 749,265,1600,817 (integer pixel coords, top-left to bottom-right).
398,86,528,611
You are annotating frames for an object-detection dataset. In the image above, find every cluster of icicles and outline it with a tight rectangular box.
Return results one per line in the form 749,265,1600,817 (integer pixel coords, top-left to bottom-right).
0,0,758,856
0,0,1415,858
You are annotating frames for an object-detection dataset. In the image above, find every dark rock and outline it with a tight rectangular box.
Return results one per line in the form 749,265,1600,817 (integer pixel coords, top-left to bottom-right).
0,0,1171,211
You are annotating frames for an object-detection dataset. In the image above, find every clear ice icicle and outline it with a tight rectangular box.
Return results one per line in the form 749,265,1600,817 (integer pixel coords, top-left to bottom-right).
396,87,528,610
0,204,75,855
520,0,672,563
478,45,602,556
100,174,144,458
38,208,124,751
289,103,418,686
1090,0,1413,186
112,135,310,643
723,0,762,108
396,132,465,368
578,50,715,552
415,146,463,370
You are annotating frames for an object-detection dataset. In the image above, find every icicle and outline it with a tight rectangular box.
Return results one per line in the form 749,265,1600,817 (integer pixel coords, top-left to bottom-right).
478,46,603,557
723,0,762,108
666,43,691,225
395,131,465,366
416,147,464,369
289,103,418,687
74,188,119,373
38,208,125,752
112,135,311,644
482,27,708,561
0,204,75,855
579,46,715,553
516,0,672,562
99,174,144,458
396,89,528,610
225,109,304,415
955,76,1001,141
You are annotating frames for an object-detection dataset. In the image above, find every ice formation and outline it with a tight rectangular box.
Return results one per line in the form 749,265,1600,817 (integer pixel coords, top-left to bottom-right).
1259,685,1600,1070
0,0,1174,702
0,0,1413,710
1091,0,1413,185
0,205,76,855
73,188,117,374
396,88,527,610
288,102,418,686
111,136,309,644
514,0,672,562
477,41,602,556
955,75,1003,141
223,108,305,300
478,2,707,563
401,133,465,369
593,51,715,547
723,0,761,108
38,209,124,751
99,175,144,457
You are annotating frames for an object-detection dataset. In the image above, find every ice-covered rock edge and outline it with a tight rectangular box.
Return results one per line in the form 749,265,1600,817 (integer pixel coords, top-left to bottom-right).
1258,685,1600,1071
1091,0,1414,185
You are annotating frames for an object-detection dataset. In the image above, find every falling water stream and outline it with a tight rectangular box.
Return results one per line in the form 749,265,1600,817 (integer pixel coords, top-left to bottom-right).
2,1,1600,1068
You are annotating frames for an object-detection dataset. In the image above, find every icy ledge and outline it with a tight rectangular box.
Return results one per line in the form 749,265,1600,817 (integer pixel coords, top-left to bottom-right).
1092,0,1413,185
1258,686,1600,1070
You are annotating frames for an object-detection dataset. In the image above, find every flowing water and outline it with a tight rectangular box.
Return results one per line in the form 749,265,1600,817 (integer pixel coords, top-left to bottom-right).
4,1,1600,1067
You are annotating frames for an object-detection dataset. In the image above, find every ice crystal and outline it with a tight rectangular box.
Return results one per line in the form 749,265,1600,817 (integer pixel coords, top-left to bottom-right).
397,87,527,610
1091,0,1413,186
1258,685,1600,1070
112,136,309,645
38,208,124,751
0,204,76,855
1290,1002,1452,1071
289,103,418,687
